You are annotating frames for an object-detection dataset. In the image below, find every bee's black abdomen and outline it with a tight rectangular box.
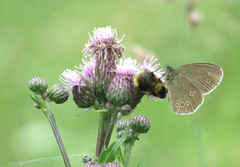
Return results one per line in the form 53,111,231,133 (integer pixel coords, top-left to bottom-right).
152,84,167,99
157,85,167,99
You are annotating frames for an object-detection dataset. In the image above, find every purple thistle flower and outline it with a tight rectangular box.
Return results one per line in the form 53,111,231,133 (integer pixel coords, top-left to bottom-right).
104,162,121,167
60,69,84,88
72,81,95,108
76,57,96,81
115,57,140,75
83,27,125,100
140,55,164,78
84,161,102,167
60,69,95,108
83,26,125,59
107,57,143,113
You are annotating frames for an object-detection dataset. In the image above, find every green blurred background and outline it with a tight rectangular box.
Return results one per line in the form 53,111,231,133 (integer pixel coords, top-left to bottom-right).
1,0,240,166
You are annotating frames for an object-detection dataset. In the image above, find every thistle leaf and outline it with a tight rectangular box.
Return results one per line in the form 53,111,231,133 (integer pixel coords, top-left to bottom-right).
98,128,129,164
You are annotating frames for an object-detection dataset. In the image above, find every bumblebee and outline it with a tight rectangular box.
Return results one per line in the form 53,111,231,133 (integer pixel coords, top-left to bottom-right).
134,69,167,99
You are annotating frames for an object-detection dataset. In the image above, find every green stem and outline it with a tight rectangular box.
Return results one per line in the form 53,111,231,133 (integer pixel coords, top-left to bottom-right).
96,112,111,157
122,142,133,167
43,100,71,167
104,110,118,148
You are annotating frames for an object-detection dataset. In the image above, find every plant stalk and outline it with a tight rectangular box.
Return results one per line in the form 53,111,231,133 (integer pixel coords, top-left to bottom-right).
122,142,133,167
43,100,71,167
96,112,111,157
104,110,118,148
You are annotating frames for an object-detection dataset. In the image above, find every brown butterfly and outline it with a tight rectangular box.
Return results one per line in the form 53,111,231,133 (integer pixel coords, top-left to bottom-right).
165,63,223,114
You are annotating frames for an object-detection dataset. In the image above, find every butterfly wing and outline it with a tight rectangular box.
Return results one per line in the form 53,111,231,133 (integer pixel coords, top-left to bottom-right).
175,63,223,95
167,75,203,114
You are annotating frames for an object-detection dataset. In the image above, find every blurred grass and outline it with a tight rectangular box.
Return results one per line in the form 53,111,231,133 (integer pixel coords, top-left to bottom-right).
0,0,240,166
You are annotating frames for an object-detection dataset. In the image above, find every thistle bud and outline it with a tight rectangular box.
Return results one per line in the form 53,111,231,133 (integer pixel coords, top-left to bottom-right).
130,115,150,134
72,83,95,108
28,77,48,94
48,84,69,104
116,120,130,132
116,129,134,143
84,161,102,167
104,162,121,167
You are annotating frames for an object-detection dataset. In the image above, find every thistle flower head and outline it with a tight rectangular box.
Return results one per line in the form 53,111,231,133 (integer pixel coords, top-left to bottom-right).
60,69,84,88
60,69,95,108
83,26,125,59
140,55,164,78
84,161,102,167
115,57,140,75
72,82,95,108
104,162,121,167
83,27,125,100
107,57,143,108
76,57,96,80
91,26,116,43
